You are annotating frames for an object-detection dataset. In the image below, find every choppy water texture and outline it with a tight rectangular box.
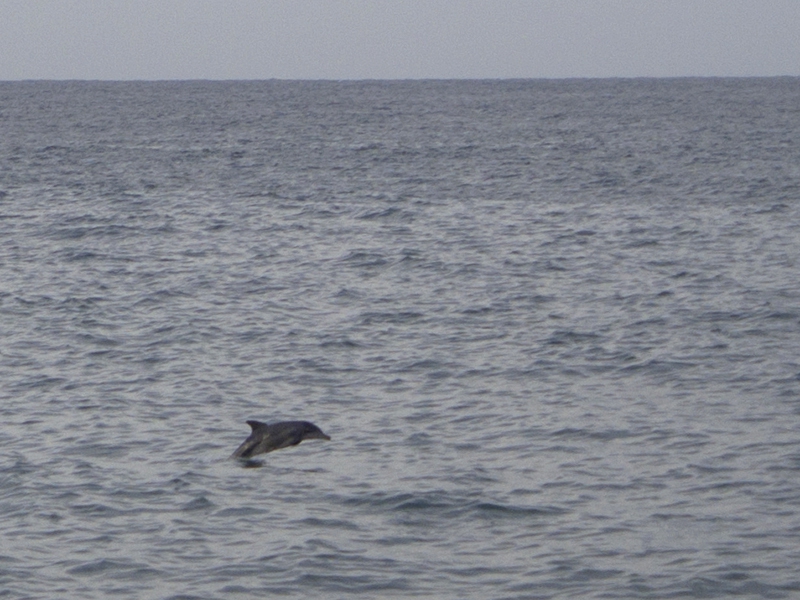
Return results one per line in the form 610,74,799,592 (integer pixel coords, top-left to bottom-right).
2,79,800,599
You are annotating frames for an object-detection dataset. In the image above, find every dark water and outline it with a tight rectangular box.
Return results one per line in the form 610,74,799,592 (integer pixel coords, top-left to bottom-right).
2,78,800,599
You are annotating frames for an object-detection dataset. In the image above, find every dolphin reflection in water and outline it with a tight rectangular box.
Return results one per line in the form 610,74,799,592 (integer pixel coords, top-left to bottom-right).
231,420,331,459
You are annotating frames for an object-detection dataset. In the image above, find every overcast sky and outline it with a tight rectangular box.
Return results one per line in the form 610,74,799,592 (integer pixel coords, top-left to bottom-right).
2,0,799,80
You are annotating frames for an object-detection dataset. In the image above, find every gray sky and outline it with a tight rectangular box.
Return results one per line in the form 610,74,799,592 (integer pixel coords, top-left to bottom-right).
2,0,799,80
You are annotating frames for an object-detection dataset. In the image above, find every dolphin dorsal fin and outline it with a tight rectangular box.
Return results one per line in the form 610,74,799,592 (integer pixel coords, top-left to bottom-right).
246,420,268,431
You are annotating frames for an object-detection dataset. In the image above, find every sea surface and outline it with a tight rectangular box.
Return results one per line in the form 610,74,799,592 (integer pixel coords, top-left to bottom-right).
1,78,800,599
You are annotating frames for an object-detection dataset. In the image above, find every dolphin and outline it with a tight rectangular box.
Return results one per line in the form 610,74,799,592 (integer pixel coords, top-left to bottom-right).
231,420,331,459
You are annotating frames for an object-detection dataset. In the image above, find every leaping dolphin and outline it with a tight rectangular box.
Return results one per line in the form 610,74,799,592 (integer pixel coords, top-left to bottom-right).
231,420,331,458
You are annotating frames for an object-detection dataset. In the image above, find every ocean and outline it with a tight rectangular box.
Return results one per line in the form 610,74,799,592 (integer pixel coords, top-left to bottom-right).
1,78,799,599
